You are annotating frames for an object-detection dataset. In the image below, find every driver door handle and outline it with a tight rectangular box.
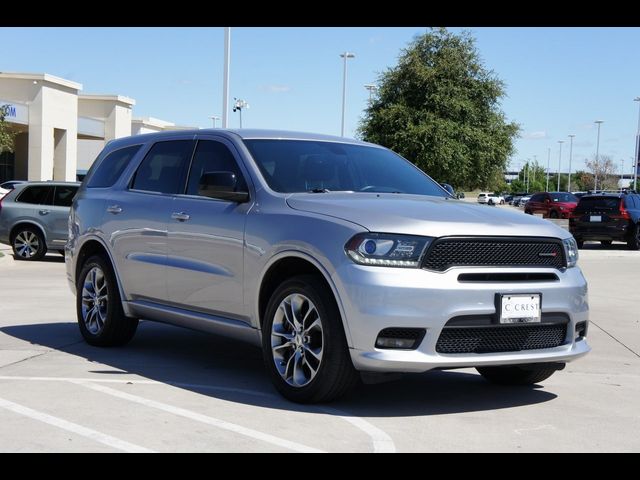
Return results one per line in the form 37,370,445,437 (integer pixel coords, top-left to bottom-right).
39,210,50,215
107,205,122,214
171,212,190,222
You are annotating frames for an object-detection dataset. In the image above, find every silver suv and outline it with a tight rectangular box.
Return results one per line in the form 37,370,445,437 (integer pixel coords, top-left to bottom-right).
0,181,80,260
66,130,590,403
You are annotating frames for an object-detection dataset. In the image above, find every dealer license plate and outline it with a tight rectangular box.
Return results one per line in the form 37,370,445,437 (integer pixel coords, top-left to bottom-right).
500,294,541,324
590,215,602,222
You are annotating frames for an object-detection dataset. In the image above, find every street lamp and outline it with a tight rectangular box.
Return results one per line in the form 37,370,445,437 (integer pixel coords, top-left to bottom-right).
233,98,249,128
594,120,604,191
546,147,551,192
340,52,356,137
210,115,221,128
567,135,575,192
557,141,564,191
364,83,377,103
633,97,640,191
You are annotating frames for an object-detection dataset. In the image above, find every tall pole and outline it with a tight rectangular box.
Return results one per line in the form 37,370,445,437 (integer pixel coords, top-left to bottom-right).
210,115,220,128
621,157,624,188
546,147,551,192
525,162,529,193
340,52,355,137
634,97,640,191
532,155,537,186
568,134,575,192
222,27,231,128
594,120,604,191
557,141,564,191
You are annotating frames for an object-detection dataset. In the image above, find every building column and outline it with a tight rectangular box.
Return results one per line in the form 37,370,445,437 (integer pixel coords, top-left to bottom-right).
27,124,54,181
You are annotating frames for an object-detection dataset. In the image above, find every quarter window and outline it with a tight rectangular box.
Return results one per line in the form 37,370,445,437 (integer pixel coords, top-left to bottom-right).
131,140,194,194
87,145,142,188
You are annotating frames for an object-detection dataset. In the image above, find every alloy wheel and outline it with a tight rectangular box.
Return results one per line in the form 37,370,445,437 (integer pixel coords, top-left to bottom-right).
81,266,109,335
14,231,40,259
271,293,324,388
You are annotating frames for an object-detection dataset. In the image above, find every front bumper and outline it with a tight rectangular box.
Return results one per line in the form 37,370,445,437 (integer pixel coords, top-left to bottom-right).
333,263,590,373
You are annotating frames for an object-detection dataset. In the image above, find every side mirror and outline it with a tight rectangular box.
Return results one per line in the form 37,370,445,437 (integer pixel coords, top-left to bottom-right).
198,171,249,203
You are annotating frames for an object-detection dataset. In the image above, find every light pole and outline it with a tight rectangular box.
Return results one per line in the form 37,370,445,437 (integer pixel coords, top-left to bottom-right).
621,157,625,188
546,147,551,192
233,98,249,128
340,52,355,137
557,141,564,191
567,134,575,192
525,161,529,193
222,27,231,128
594,120,604,191
210,115,221,128
634,97,640,191
364,84,377,103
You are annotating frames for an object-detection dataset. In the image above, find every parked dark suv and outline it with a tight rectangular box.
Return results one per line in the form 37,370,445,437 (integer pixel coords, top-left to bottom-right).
569,193,640,249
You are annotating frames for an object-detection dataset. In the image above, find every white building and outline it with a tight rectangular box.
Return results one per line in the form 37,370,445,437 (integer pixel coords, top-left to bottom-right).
0,72,193,183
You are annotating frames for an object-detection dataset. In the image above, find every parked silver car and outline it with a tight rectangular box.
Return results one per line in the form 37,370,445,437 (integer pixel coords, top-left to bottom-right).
66,130,589,403
0,181,80,260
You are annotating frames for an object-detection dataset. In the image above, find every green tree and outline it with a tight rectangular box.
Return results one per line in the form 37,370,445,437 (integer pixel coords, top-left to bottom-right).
0,105,16,153
358,28,519,191
512,160,545,193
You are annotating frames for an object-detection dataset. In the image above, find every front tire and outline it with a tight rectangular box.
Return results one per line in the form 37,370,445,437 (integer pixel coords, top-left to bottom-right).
476,365,558,385
262,274,359,403
12,226,46,261
76,255,138,346
549,210,559,219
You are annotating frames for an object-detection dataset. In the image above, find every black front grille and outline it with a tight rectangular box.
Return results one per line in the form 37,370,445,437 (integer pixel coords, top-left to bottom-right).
422,237,566,271
436,324,567,354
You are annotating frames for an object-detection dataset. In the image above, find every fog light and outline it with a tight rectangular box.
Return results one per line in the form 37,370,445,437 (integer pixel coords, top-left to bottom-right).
575,321,588,339
375,328,426,350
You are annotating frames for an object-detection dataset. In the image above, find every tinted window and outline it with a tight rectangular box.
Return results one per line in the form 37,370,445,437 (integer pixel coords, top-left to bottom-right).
577,197,621,211
529,194,544,202
244,140,448,197
53,185,79,207
550,193,577,202
17,186,53,205
186,140,247,196
87,145,142,188
131,140,193,194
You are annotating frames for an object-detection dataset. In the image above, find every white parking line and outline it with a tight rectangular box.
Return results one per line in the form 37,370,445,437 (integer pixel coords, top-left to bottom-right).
74,381,324,453
317,406,396,453
0,396,154,453
0,375,397,452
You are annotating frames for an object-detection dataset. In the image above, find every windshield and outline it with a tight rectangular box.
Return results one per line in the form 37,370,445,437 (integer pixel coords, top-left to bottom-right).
243,139,448,197
551,193,577,202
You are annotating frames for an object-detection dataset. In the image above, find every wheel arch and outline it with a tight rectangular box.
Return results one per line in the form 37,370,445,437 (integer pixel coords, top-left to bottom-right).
10,221,47,244
256,251,353,347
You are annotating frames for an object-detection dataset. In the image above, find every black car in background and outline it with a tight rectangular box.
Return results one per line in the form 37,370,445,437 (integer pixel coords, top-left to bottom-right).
569,193,640,249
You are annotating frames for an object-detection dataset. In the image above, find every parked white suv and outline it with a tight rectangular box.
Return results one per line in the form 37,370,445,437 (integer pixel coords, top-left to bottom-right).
478,192,505,205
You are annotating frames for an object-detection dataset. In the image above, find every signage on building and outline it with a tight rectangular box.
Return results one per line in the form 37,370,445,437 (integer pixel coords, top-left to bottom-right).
0,100,28,125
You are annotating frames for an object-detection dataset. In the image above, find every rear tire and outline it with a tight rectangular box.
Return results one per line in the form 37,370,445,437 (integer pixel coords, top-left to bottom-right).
549,210,559,219
627,224,640,250
262,274,359,403
76,255,138,347
12,226,46,261
477,365,558,385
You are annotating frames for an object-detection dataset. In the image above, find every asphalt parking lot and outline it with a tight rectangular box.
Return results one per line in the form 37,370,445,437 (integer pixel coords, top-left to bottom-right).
1,233,639,452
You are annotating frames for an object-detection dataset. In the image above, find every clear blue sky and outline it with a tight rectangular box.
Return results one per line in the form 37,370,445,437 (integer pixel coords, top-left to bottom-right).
3,27,640,175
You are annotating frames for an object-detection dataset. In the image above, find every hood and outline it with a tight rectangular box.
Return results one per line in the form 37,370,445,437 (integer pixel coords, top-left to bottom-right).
286,193,570,239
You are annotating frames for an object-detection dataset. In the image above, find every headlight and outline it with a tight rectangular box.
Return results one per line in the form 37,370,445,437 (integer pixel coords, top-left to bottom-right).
345,233,433,268
563,237,579,267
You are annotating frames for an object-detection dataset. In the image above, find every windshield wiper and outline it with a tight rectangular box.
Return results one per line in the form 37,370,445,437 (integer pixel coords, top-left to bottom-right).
308,188,331,193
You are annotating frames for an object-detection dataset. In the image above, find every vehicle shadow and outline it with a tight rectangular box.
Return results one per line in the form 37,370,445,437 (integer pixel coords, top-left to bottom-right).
1,321,557,417
9,253,65,263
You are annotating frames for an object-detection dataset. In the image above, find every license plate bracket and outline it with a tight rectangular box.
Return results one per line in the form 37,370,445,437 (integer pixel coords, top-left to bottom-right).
499,294,541,324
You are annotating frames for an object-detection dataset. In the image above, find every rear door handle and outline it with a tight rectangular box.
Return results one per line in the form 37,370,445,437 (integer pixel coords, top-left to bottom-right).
107,205,122,214
39,210,50,215
171,212,190,222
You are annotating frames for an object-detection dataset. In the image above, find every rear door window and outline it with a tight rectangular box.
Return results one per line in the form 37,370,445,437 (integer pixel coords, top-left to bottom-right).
16,186,53,205
53,185,79,207
131,140,194,194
